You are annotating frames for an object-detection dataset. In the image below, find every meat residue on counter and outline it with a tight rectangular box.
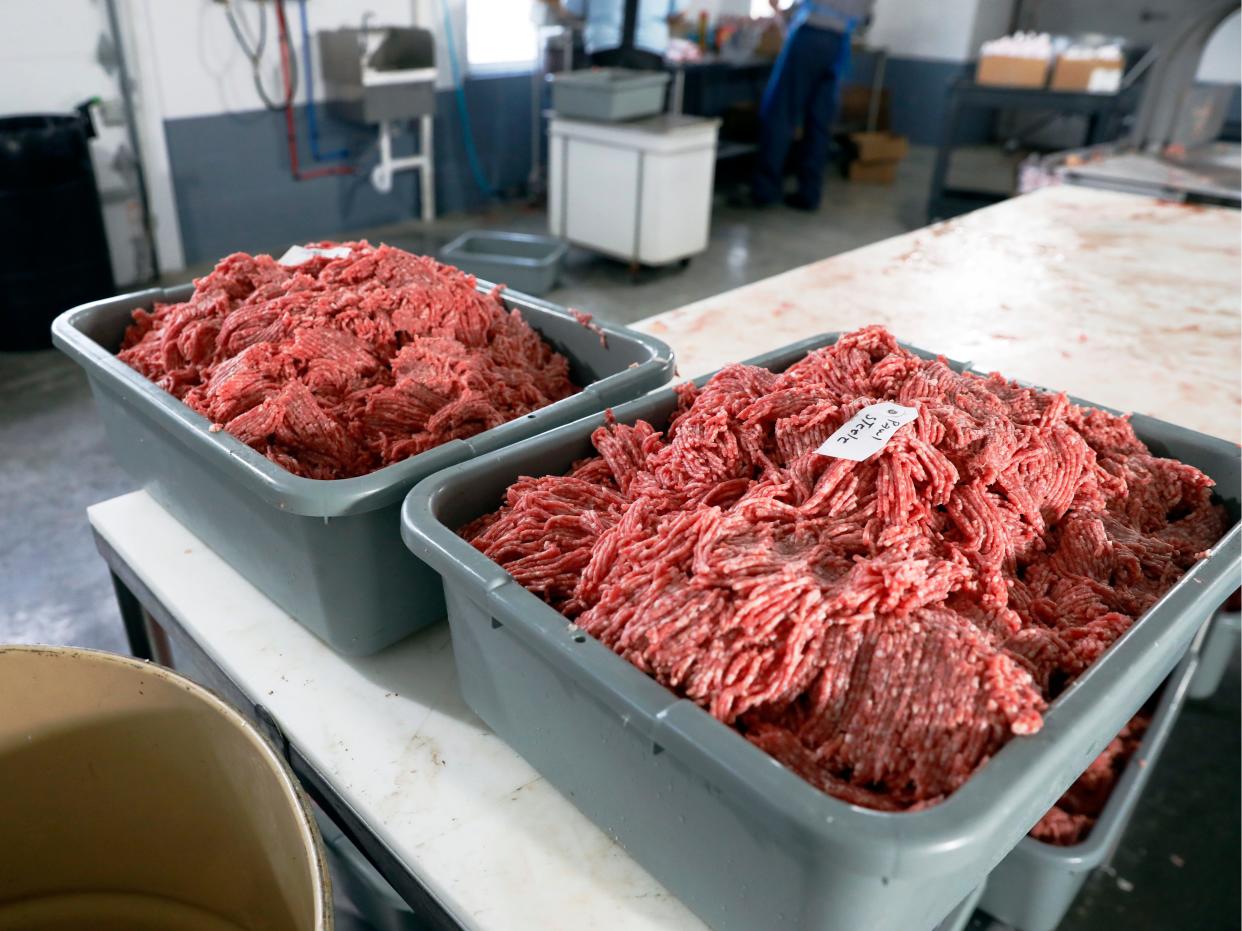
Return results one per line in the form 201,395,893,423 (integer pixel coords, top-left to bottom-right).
464,326,1225,810
118,242,578,479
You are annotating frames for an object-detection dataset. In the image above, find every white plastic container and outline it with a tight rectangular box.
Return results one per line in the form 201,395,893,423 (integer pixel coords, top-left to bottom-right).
549,114,720,267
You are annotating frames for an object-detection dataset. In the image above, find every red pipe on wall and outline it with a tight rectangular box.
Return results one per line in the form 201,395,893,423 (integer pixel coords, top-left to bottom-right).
273,0,352,181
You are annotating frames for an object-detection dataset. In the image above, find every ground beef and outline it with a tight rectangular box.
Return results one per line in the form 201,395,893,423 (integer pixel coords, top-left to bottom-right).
465,326,1226,810
1030,711,1150,845
118,242,578,479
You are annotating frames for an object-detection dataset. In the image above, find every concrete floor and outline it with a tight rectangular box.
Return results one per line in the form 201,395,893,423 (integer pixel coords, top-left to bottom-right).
367,148,936,327
0,144,1236,930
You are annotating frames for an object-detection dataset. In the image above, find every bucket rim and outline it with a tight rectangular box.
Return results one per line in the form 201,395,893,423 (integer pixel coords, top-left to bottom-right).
0,643,334,930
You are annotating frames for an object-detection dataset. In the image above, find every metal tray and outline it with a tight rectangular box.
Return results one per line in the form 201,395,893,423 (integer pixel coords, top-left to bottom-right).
402,332,1240,930
53,280,674,656
980,633,1203,931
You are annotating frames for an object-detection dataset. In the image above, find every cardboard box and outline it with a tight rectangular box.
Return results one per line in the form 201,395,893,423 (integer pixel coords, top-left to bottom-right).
975,55,1049,88
1050,57,1122,93
848,160,898,184
849,131,909,163
840,85,891,131
756,23,784,60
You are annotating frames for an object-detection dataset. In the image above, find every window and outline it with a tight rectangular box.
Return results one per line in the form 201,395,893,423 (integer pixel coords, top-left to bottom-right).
466,0,538,72
752,0,795,15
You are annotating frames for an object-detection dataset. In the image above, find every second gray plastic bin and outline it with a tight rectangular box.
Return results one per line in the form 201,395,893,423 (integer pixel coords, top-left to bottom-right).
439,231,567,296
53,281,673,656
402,332,1241,931
980,636,1202,931
1188,608,1240,699
550,68,671,121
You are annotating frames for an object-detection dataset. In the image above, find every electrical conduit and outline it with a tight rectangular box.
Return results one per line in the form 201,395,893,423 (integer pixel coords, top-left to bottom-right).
297,0,350,162
439,0,495,198
273,0,351,181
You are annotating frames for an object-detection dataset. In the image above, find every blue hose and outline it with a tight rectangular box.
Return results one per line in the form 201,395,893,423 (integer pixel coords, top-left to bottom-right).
439,0,495,198
298,0,350,161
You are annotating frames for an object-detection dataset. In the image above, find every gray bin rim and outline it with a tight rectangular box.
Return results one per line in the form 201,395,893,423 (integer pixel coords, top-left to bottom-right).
51,279,673,518
550,69,673,89
401,329,1242,881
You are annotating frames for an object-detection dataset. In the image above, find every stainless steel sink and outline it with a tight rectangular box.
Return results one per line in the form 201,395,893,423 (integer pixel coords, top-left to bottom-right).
319,26,436,124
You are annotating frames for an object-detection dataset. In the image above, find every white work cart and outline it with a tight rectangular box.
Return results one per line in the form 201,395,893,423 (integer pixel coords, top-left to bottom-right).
548,114,720,271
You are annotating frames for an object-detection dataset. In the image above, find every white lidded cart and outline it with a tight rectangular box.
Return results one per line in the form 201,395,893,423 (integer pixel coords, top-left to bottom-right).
549,114,720,272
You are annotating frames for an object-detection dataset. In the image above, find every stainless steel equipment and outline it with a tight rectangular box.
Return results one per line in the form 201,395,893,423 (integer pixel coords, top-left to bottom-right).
319,26,436,124
1030,3,1241,206
318,26,438,207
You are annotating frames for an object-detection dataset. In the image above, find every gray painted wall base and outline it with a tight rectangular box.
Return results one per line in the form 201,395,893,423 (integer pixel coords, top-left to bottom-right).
166,74,533,265
164,65,1241,267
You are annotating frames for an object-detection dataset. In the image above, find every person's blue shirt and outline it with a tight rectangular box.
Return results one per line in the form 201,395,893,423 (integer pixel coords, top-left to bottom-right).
564,0,689,57
784,0,874,33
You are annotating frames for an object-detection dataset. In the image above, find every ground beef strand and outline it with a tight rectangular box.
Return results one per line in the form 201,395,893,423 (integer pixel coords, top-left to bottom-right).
465,326,1226,810
118,242,578,479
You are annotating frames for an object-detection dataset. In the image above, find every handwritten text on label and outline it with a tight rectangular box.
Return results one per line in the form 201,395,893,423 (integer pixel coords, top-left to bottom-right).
815,403,919,462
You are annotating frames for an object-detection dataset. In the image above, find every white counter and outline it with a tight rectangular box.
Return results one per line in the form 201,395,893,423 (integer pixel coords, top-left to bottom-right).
635,185,1241,442
90,490,701,931
88,185,1240,931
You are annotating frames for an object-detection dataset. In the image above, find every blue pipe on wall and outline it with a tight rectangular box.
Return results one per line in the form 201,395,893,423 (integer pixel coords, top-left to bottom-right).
298,0,351,162
439,0,496,198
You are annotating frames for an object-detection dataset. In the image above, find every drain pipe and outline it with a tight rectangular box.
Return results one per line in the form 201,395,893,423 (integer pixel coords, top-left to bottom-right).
371,117,435,221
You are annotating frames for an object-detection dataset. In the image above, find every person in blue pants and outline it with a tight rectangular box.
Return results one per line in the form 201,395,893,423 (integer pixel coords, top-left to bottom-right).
750,0,872,210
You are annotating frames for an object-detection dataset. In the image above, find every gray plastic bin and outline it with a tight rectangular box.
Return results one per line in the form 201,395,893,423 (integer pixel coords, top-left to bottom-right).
402,332,1241,931
1188,608,1241,699
934,883,985,931
52,281,674,656
318,811,418,931
440,231,567,296
980,636,1202,931
550,68,671,121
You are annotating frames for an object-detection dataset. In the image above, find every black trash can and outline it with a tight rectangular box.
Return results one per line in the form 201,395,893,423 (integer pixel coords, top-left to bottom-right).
0,106,115,351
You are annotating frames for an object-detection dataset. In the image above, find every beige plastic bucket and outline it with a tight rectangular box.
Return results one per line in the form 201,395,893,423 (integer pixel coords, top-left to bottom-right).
0,646,332,931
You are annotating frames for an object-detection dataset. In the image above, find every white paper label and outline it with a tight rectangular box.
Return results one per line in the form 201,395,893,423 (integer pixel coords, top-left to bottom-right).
816,403,918,461
278,244,353,266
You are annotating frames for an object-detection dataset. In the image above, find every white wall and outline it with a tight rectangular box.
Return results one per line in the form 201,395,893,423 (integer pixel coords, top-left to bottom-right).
868,0,979,61
0,0,503,277
115,0,439,273
139,0,419,121
0,1,159,283
968,0,1014,54
686,0,752,18
1197,10,1240,84
0,0,116,115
